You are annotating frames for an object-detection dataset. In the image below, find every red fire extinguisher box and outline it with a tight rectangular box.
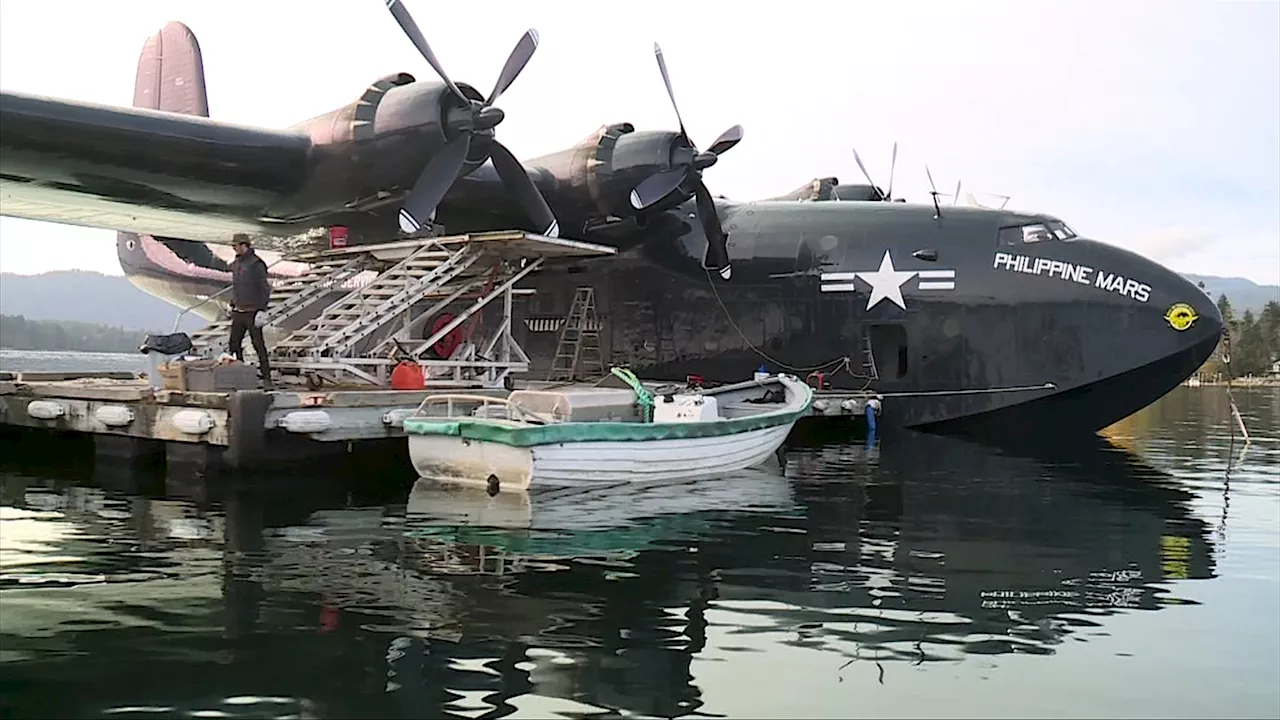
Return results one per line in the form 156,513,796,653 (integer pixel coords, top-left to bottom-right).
329,226,349,249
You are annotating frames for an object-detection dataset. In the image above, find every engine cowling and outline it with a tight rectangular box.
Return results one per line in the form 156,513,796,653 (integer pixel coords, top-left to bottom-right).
530,124,695,225
292,72,417,146
280,73,493,220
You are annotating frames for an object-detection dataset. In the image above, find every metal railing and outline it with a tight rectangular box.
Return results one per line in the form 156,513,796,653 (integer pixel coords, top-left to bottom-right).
169,283,236,333
167,257,294,334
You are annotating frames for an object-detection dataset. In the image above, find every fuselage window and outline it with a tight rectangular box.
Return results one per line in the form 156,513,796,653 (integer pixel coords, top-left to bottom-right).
999,220,1078,246
1020,224,1053,243
1000,223,1071,245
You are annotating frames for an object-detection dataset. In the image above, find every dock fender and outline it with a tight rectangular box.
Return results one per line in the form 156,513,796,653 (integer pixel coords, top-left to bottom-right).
226,390,270,470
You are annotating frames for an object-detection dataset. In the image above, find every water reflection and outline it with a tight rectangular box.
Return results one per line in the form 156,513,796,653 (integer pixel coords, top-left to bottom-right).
0,422,1230,720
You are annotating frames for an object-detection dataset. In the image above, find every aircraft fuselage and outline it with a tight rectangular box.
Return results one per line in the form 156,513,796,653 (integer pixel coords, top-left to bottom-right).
512,200,1223,436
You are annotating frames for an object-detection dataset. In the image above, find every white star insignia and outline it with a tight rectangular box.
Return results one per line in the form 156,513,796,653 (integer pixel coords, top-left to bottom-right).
856,250,917,310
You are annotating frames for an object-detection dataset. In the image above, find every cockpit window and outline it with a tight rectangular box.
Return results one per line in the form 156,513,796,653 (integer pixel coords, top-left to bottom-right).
1046,220,1077,240
998,219,1077,245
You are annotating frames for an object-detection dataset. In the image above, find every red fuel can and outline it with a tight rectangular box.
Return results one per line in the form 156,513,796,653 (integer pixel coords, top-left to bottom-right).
390,361,425,390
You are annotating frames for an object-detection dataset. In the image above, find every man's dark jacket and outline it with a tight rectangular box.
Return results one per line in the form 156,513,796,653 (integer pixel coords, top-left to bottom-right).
230,250,271,312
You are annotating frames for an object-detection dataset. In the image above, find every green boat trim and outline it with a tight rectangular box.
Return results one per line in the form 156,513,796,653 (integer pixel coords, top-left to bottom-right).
403,381,814,449
403,514,715,558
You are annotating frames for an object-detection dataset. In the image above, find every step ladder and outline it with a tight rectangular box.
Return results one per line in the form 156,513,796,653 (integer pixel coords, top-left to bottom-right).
187,256,370,358
272,240,483,360
655,315,676,364
546,286,605,382
860,326,879,380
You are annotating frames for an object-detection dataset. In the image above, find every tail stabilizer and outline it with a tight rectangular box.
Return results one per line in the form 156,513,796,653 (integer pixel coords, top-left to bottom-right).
119,21,217,319
132,21,210,115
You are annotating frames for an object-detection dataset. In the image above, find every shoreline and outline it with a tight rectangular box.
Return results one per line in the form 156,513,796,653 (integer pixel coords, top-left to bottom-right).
1185,377,1280,388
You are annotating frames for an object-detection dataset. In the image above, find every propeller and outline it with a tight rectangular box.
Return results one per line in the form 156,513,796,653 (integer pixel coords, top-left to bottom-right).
925,165,944,219
629,42,742,280
848,142,898,201
384,0,558,238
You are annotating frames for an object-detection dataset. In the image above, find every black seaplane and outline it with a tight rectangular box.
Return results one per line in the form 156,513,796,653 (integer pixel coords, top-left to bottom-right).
0,2,1223,439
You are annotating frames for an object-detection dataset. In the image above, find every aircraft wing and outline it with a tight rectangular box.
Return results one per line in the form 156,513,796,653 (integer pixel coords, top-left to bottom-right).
440,160,542,230
0,90,314,243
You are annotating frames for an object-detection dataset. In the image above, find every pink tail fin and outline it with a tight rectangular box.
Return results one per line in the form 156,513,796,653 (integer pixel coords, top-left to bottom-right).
132,21,209,116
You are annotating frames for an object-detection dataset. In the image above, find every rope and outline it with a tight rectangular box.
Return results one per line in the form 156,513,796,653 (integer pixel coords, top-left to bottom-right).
703,268,875,382
610,366,655,422
1220,329,1250,444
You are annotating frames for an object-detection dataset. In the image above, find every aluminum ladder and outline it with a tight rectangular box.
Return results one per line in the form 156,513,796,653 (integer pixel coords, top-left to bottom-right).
187,256,369,358
860,326,879,380
271,240,483,360
546,286,605,382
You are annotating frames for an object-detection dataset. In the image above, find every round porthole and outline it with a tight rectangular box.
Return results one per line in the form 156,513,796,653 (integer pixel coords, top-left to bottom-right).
125,238,136,251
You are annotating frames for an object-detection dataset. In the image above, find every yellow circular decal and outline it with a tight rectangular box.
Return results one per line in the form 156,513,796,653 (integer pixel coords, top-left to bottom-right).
1164,303,1198,331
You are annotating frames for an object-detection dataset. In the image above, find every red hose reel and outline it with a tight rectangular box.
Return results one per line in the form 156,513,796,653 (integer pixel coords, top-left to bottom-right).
428,313,463,359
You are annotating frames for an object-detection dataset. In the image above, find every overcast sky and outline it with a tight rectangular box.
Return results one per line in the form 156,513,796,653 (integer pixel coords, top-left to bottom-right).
1,0,1277,284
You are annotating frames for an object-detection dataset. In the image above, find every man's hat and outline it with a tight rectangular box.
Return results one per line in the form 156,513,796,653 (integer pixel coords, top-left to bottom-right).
231,233,252,247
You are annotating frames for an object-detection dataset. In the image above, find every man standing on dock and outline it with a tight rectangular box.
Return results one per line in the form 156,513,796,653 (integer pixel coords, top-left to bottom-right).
229,234,272,389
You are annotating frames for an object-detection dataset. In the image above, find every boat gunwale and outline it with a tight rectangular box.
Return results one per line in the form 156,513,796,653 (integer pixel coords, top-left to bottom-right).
403,375,814,448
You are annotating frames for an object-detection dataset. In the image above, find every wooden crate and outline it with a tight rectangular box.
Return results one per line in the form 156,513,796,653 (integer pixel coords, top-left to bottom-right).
158,359,259,392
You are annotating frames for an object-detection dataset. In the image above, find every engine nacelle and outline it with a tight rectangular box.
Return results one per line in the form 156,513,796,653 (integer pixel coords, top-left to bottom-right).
530,124,694,224
292,72,417,146
281,73,492,220
763,179,895,203
768,177,841,202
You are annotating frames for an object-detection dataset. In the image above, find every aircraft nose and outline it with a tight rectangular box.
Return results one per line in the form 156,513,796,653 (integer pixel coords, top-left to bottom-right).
1154,263,1224,345
1081,238,1223,376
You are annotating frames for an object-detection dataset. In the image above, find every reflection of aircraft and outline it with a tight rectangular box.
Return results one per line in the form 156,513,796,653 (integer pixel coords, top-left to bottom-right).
740,433,1215,631
1,14,1223,438
0,430,1215,718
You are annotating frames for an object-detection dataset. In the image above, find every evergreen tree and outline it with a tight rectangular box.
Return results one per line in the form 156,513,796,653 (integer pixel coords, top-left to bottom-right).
0,314,149,354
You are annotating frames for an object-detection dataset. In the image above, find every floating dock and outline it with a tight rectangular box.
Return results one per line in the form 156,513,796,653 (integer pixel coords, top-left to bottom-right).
0,373,880,473
0,231,882,473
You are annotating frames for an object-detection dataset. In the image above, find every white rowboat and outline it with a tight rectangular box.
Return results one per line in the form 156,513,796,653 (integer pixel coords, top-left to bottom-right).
403,372,814,492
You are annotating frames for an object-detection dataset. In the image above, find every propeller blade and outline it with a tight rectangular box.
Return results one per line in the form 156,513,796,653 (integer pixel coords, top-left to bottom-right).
693,180,730,280
486,29,539,107
925,165,939,193
489,139,559,238
885,141,898,200
653,43,689,143
953,180,961,206
852,148,878,191
398,134,470,233
705,124,744,156
630,168,686,210
385,0,470,105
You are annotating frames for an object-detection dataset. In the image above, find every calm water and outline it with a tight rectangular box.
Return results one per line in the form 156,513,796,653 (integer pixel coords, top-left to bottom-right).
0,366,1276,718
0,349,146,374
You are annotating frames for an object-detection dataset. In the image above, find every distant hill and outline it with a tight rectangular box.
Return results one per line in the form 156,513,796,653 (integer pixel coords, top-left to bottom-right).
0,270,206,333
1182,274,1279,314
0,313,148,354
0,268,1275,332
